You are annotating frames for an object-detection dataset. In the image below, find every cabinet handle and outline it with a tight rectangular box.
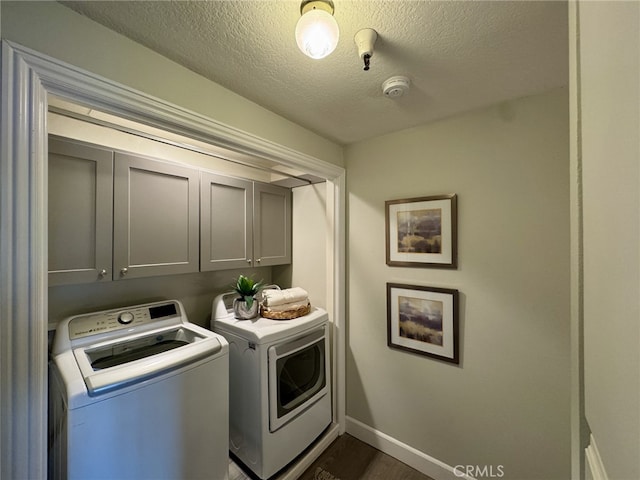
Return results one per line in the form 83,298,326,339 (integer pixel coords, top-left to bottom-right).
120,267,128,276
246,259,252,264
99,269,108,277
257,258,261,263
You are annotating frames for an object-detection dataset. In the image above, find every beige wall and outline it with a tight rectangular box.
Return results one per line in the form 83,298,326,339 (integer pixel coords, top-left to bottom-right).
578,2,640,478
48,268,270,331
4,2,579,476
345,88,571,479
1,1,343,167
274,183,328,311
48,113,274,183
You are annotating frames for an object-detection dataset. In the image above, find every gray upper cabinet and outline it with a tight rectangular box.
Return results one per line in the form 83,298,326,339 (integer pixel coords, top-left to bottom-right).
254,182,292,267
201,173,291,271
48,137,114,286
50,137,289,285
48,138,199,285
113,152,200,280
200,173,253,271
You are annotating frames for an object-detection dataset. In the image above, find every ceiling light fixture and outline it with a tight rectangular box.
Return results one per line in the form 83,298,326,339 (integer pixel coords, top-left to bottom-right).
295,0,339,60
354,28,378,71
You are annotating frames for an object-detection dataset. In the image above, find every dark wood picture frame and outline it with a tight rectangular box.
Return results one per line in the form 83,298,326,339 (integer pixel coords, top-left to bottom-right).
385,194,457,269
387,283,459,364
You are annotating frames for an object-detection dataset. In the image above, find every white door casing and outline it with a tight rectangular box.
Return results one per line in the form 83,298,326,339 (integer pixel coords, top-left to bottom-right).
0,40,346,479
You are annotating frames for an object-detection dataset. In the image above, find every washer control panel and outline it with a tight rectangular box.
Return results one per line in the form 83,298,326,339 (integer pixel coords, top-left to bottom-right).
68,302,179,340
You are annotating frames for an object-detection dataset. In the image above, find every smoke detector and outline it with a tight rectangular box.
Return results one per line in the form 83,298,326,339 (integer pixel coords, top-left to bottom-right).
382,76,410,98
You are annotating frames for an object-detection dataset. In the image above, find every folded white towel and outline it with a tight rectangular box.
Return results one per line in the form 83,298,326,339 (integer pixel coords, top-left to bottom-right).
261,301,310,312
261,287,309,307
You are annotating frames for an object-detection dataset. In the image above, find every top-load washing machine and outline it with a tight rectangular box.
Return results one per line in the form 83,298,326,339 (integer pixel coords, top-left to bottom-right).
212,292,332,479
49,300,229,480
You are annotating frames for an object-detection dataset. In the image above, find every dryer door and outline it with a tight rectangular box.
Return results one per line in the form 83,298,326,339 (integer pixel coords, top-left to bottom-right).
267,325,329,432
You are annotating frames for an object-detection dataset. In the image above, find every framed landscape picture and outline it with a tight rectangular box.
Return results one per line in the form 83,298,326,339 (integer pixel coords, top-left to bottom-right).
387,283,459,364
385,194,457,268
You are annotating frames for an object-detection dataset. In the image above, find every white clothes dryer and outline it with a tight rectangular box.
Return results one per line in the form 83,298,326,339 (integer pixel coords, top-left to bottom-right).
49,300,229,480
212,292,331,479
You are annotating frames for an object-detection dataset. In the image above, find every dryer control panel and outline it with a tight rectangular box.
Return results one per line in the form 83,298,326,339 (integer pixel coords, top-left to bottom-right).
68,302,179,340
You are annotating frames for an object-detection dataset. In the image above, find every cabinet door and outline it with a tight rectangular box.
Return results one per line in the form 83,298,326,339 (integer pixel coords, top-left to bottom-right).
113,153,199,280
253,183,292,267
48,138,113,286
200,172,253,271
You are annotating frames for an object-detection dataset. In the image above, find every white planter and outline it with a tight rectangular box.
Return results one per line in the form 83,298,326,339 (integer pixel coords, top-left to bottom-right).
233,298,259,319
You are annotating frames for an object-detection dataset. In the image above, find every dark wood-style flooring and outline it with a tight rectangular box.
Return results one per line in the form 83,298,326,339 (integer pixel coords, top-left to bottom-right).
298,434,435,480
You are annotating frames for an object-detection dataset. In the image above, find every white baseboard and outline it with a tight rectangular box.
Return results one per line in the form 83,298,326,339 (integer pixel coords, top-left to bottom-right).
585,434,609,480
345,416,474,480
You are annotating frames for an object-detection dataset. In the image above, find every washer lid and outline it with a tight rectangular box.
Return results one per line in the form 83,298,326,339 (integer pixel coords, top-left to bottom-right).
213,307,328,344
74,324,224,396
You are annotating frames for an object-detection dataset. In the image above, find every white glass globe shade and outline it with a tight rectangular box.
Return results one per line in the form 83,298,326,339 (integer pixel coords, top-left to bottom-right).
295,9,339,59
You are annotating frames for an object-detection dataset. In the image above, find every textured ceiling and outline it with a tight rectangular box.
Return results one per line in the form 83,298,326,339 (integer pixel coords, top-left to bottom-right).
60,1,568,145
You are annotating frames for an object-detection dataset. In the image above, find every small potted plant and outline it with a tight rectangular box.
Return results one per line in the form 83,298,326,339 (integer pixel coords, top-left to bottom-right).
232,274,264,319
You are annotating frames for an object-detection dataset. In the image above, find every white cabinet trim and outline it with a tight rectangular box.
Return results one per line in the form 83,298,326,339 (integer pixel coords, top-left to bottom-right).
585,434,609,480
0,40,346,477
0,40,49,480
